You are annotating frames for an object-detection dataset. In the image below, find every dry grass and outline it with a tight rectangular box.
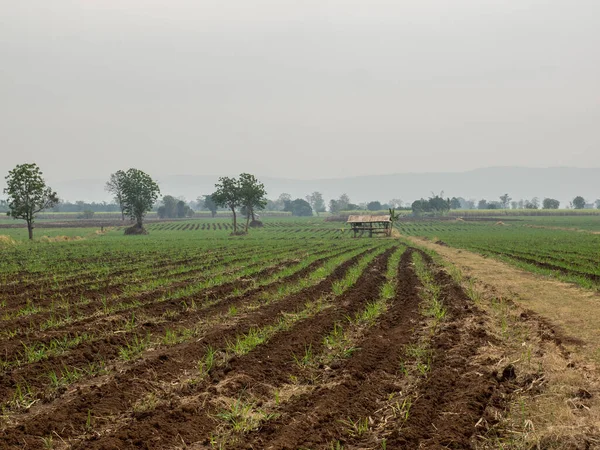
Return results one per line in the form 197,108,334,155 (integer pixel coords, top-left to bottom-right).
407,236,600,448
39,235,85,243
0,235,17,246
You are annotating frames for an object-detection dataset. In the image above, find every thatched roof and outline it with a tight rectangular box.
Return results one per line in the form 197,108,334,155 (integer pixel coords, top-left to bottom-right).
347,215,391,223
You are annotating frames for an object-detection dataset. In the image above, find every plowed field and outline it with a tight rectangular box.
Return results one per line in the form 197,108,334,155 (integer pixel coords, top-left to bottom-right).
0,223,589,449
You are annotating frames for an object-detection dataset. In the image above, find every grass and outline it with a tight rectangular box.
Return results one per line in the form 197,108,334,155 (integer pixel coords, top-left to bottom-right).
118,334,151,361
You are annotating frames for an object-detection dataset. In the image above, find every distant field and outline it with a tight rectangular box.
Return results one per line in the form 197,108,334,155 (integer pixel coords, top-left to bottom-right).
397,216,600,290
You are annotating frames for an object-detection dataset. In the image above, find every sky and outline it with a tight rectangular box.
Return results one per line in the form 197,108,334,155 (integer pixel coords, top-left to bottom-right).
1,0,599,183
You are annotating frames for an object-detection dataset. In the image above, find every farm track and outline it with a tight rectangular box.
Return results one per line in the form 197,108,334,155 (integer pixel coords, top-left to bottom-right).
0,246,380,448
0,246,368,405
78,248,397,449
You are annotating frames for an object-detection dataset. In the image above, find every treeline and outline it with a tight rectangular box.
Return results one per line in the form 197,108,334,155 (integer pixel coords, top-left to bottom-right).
411,193,600,215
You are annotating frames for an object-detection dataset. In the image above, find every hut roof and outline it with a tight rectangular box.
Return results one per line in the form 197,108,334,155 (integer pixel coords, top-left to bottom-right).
347,215,391,223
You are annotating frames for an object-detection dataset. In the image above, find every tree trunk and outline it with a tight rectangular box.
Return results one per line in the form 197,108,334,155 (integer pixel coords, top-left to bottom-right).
27,221,33,240
121,208,125,221
136,215,143,229
250,208,256,221
246,211,250,232
231,207,237,232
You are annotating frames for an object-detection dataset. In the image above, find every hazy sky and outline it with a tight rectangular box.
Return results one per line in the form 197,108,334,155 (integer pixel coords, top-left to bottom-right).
1,0,599,182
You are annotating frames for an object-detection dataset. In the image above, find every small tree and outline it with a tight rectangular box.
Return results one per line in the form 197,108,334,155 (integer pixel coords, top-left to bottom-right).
499,194,512,209
202,194,218,217
105,170,127,220
595,199,600,209
542,198,560,209
286,198,313,216
411,199,430,215
121,168,160,232
306,192,326,216
572,196,586,209
176,200,190,218
367,201,382,211
239,173,267,231
478,199,488,209
4,163,59,240
450,197,461,209
162,195,178,218
212,177,242,233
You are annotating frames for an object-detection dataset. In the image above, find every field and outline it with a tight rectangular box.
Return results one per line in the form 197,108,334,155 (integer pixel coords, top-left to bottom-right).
0,218,598,448
397,217,600,290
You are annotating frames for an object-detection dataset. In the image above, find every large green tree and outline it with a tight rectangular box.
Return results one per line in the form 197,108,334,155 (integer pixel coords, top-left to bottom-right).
285,198,313,216
306,192,325,216
212,176,242,233
105,170,127,220
499,193,512,209
239,173,267,230
542,198,560,209
4,163,59,239
120,168,160,230
572,196,586,209
201,194,218,217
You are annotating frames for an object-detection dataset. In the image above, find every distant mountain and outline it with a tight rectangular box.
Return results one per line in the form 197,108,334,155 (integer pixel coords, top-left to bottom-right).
48,167,599,207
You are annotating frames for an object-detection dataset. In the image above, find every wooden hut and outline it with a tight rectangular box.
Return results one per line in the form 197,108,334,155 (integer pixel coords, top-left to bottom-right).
347,215,392,237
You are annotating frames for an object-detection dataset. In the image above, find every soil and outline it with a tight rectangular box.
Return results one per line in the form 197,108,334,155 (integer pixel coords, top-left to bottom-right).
0,245,580,449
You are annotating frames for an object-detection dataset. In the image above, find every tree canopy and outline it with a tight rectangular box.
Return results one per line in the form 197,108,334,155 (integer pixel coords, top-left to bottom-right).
239,173,267,228
306,192,325,215
120,168,160,231
105,170,127,220
4,163,59,239
572,196,586,209
542,198,560,209
212,173,267,234
284,198,313,216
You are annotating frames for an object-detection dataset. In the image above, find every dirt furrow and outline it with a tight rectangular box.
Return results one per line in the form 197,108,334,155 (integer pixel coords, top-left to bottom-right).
76,247,396,449
238,248,421,449
0,247,378,448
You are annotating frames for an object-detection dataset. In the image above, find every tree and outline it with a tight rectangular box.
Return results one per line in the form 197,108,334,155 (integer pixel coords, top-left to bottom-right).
510,201,518,209
478,199,488,209
572,196,586,209
286,198,313,216
499,194,512,209
524,198,539,209
201,194,218,217
367,201,382,211
306,192,325,216
411,199,430,215
272,193,291,211
239,173,267,230
338,194,350,211
212,176,242,233
428,195,450,214
542,198,560,209
105,170,127,220
595,199,600,209
329,199,340,214
176,200,190,218
121,168,160,231
157,195,179,219
4,163,59,240
450,197,461,209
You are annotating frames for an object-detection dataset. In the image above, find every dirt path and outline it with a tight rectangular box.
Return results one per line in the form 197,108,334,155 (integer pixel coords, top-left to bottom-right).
406,236,600,362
